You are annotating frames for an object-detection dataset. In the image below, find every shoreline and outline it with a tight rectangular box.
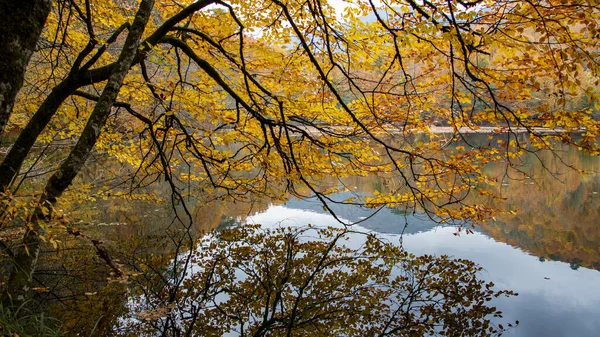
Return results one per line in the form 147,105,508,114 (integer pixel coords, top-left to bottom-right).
426,126,575,134
0,126,581,154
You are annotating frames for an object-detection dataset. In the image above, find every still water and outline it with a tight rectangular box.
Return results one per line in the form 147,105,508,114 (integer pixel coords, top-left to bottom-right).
240,146,600,337
100,140,599,336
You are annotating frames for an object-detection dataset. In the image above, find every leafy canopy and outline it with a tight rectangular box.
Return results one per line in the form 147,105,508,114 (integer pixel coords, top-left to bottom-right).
2,0,598,224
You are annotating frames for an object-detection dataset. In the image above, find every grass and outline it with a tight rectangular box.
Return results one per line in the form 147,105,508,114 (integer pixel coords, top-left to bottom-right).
0,300,63,337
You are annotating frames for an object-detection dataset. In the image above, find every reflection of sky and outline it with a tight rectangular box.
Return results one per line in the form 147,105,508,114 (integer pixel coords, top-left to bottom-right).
247,205,600,337
284,193,439,234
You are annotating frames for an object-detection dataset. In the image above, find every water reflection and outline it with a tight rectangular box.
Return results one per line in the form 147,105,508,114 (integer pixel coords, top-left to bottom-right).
85,138,598,336
246,202,600,337
242,142,600,337
284,193,435,234
478,144,600,271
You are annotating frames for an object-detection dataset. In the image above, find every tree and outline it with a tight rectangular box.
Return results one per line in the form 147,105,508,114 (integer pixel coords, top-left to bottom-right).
0,0,598,330
0,0,52,140
2,0,155,306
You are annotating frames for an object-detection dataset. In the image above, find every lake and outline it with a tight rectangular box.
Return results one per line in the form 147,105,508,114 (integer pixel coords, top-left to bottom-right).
239,143,600,337
87,139,599,336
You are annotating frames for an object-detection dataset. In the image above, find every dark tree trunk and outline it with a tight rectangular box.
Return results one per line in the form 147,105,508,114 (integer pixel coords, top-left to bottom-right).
0,0,215,193
0,66,115,193
0,78,77,191
0,0,53,141
1,0,155,306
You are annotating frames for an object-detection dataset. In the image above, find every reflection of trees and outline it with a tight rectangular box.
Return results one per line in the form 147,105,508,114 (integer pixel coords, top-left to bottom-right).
476,145,600,270
312,140,599,271
0,182,275,334
122,224,516,336
9,139,595,333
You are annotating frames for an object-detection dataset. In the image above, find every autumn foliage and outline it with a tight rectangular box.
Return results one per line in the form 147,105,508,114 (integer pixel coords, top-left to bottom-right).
0,0,598,335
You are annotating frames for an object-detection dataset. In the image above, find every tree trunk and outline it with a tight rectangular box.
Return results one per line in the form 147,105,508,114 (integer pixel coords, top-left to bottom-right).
0,0,216,193
0,0,52,141
0,67,114,193
1,0,155,306
0,78,77,192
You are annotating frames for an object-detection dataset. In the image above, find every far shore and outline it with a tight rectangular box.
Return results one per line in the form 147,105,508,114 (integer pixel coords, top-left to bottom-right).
425,126,574,134
0,125,582,155
298,124,581,137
